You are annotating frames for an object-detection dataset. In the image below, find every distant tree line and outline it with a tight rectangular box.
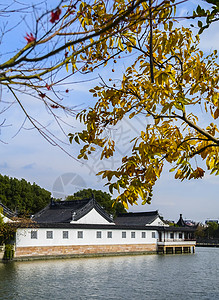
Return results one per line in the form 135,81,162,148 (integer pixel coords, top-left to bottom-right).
0,174,51,216
0,175,126,217
196,222,219,241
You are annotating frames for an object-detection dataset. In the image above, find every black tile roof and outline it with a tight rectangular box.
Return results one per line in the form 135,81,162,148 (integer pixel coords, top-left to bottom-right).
177,214,188,227
115,210,160,226
0,202,16,219
33,198,114,224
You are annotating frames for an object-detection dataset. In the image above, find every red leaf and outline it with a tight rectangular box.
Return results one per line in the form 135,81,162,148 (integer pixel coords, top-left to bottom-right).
46,84,51,90
50,8,61,23
24,33,35,44
39,93,46,98
50,104,59,109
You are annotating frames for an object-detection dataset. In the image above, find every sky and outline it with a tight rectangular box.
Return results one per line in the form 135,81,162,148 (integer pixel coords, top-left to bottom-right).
0,0,219,223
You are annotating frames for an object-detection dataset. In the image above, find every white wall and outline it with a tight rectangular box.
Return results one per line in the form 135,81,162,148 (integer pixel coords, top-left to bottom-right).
16,228,158,247
148,217,169,227
70,208,114,225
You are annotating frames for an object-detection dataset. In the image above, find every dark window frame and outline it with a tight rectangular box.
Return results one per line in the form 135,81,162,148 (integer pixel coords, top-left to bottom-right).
141,232,146,238
46,231,53,239
107,231,112,238
77,231,83,239
131,232,136,238
96,231,102,238
170,232,174,239
63,231,69,239
122,232,126,238
31,230,37,239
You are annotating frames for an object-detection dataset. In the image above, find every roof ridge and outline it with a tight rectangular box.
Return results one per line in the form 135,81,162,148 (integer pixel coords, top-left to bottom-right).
117,210,158,217
73,198,114,223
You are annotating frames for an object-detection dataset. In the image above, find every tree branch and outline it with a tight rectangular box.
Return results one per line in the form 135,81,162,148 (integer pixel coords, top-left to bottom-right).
178,113,219,144
0,0,148,69
149,0,154,83
190,144,219,157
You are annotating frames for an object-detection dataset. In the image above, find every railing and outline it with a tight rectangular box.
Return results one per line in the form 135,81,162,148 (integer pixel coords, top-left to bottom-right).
158,239,196,246
159,238,196,242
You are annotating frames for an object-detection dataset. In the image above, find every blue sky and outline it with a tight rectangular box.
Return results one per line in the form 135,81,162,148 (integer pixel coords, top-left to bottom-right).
0,1,219,223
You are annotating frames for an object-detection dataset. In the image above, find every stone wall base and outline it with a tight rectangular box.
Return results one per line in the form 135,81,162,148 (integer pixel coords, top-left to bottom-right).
14,244,156,260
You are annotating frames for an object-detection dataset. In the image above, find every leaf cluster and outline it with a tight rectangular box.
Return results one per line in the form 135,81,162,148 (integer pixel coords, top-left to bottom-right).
193,1,219,34
71,23,219,207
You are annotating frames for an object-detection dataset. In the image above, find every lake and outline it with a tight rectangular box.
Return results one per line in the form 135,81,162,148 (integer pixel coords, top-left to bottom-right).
0,247,219,300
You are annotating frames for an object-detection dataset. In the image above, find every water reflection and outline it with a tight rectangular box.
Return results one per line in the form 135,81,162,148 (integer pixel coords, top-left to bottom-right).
0,248,219,300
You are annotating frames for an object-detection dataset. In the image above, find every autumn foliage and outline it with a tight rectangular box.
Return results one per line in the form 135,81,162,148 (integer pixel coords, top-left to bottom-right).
67,2,219,207
1,0,219,207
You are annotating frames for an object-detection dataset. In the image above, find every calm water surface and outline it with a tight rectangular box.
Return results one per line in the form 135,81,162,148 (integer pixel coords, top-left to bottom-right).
0,247,219,300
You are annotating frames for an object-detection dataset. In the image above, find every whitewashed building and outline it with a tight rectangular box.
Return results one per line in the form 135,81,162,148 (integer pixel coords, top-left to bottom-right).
14,198,196,260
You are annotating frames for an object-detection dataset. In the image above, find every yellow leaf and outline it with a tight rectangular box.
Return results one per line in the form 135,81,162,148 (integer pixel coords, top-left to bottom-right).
122,200,128,209
118,38,124,51
214,108,219,119
209,157,215,170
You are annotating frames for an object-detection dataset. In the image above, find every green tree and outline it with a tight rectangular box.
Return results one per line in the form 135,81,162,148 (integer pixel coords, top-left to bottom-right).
0,208,16,245
206,221,219,239
0,175,51,215
195,224,205,239
66,189,126,217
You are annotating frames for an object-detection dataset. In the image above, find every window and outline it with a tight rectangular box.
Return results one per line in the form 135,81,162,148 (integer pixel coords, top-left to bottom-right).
96,231,102,238
46,231,53,239
170,233,174,239
107,231,112,238
63,231,69,239
122,232,126,238
77,231,83,239
152,232,156,239
179,233,182,239
141,232,146,238
131,232,135,238
31,230,37,239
